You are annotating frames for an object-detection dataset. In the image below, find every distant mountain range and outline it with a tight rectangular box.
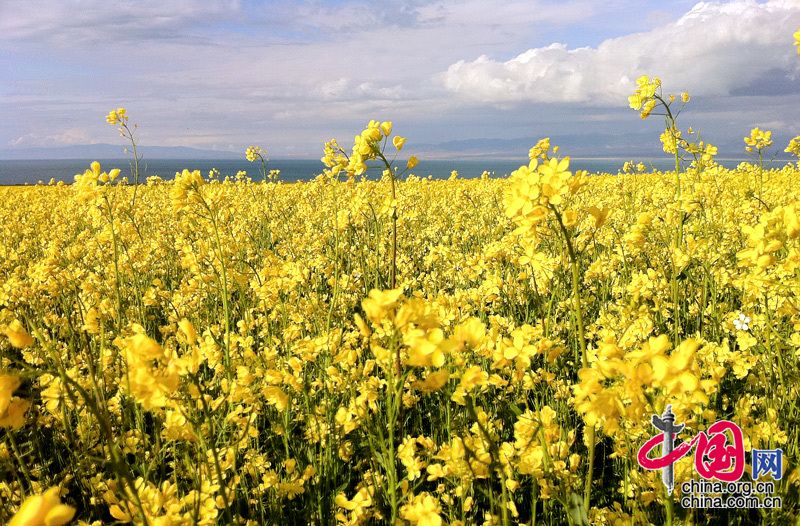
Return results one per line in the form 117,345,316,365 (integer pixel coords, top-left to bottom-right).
412,133,660,159
0,144,242,160
2,134,796,161
412,132,797,160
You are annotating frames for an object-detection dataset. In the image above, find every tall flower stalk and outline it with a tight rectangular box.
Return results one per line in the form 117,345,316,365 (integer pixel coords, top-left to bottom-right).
106,108,143,208
321,120,417,293
628,78,698,344
246,145,271,182
744,127,773,200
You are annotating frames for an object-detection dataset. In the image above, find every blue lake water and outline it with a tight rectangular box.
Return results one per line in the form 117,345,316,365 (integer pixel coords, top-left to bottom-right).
0,157,782,185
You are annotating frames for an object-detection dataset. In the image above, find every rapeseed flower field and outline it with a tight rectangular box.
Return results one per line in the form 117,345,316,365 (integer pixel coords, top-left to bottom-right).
3,71,800,524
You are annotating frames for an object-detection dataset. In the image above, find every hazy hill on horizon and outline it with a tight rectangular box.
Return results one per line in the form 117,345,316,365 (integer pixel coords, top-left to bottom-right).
0,144,242,160
2,133,797,161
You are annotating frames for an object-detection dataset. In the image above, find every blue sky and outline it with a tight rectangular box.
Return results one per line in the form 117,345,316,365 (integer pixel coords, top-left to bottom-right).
1,0,799,158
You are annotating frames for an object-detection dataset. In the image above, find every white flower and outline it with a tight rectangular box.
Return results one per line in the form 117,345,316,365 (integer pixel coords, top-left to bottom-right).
733,313,751,332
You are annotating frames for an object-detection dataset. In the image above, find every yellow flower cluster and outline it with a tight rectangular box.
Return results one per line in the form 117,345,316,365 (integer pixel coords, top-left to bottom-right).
627,76,666,119
744,127,773,153
503,156,586,241
3,319,34,349
105,107,128,125
170,168,206,211
785,135,800,158
118,331,179,410
574,335,722,439
350,120,390,176
621,161,647,174
8,487,75,526
527,137,554,160
245,145,264,162
795,27,800,55
74,160,121,191
0,373,30,429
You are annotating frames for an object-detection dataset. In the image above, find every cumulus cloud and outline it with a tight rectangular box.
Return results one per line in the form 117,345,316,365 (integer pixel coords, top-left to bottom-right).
319,78,406,101
442,0,800,104
9,128,94,147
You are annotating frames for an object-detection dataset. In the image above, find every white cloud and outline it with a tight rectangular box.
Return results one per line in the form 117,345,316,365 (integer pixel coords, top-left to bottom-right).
9,128,94,147
415,0,597,27
442,0,800,104
0,0,240,42
318,78,406,101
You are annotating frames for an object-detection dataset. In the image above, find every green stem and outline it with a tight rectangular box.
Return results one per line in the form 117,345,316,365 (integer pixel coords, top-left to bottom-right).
195,377,232,516
209,210,232,378
122,123,141,209
384,364,400,523
466,397,510,526
4,431,33,492
549,205,594,514
377,150,401,376
104,195,124,328
550,206,587,366
665,489,674,526
260,155,268,182
58,371,150,525
583,426,596,514
654,95,683,345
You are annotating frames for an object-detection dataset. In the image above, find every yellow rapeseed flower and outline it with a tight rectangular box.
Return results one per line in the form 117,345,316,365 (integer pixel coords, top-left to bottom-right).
0,399,31,429
744,127,773,151
3,319,34,348
105,107,127,125
8,487,75,526
795,27,800,55
400,493,443,526
528,137,551,160
628,75,661,119
245,145,264,162
362,288,404,324
0,374,21,415
785,136,800,157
